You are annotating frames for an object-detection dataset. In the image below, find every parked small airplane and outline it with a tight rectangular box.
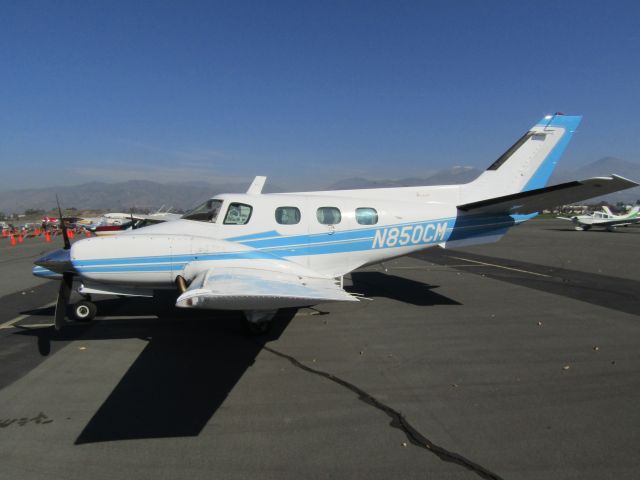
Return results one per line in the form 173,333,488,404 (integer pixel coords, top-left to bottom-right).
34,114,639,332
557,205,640,231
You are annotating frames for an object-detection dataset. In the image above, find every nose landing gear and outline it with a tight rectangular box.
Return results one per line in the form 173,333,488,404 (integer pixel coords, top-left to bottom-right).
71,299,98,322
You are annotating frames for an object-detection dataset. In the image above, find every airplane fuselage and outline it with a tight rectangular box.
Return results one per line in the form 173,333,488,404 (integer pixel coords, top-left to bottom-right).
61,190,520,291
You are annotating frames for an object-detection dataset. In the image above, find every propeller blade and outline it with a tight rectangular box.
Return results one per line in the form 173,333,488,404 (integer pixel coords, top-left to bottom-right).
54,272,73,330
56,195,71,250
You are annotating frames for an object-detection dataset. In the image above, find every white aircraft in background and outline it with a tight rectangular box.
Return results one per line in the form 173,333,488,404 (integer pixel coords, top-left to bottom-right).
92,212,182,236
558,205,640,231
34,114,638,333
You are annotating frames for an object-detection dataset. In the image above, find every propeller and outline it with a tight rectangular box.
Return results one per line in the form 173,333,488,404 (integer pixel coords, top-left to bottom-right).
54,272,73,330
56,195,71,250
53,195,72,330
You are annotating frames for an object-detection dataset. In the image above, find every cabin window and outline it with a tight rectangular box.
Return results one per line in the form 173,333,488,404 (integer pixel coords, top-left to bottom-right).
182,199,223,223
224,203,253,225
316,207,341,225
275,206,301,225
356,207,378,225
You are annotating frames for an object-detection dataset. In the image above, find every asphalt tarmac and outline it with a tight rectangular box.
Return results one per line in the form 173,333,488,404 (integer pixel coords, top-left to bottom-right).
0,220,639,480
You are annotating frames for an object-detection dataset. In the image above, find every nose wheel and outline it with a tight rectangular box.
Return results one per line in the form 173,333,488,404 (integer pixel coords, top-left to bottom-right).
71,300,97,322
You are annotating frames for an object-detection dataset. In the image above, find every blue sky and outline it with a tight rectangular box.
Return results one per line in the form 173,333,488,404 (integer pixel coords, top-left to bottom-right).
1,0,639,190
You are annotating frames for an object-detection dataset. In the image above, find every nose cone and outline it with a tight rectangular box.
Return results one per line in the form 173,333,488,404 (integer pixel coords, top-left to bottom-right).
34,248,74,274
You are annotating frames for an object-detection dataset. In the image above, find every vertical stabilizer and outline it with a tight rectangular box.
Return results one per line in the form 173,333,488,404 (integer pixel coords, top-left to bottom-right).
627,206,640,218
462,114,582,203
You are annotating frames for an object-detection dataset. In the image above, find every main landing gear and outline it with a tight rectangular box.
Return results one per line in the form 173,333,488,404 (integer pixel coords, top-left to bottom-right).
244,309,277,335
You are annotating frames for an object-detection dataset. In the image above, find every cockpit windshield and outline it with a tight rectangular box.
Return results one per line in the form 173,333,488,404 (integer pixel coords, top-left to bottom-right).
182,199,223,223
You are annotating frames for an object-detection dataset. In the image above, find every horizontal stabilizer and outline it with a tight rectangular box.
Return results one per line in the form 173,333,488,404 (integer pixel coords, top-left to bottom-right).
176,267,358,310
457,175,638,215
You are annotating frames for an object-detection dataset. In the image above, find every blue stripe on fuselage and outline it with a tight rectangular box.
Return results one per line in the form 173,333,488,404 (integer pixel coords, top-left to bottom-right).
68,214,522,273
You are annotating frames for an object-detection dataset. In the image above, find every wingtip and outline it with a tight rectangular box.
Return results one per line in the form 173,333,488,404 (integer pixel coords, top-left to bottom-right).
609,174,640,187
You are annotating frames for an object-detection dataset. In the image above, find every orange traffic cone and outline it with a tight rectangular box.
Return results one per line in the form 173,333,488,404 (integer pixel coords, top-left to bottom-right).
2,229,6,237
85,230,91,237
45,231,51,242
10,235,16,246
68,229,75,240
18,234,24,243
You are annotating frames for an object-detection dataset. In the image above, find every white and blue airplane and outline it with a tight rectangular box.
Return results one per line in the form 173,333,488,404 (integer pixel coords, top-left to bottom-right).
34,114,638,332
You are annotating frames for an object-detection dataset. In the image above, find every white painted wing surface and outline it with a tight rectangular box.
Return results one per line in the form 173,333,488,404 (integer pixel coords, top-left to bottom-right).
176,267,358,310
458,175,639,215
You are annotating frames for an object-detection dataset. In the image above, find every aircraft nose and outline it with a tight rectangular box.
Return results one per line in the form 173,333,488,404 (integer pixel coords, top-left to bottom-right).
34,248,74,274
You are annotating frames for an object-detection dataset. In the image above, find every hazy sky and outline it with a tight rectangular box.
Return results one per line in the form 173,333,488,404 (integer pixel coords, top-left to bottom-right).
2,0,639,190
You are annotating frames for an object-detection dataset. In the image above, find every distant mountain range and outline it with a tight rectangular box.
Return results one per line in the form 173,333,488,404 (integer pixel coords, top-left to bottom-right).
0,158,637,215
326,157,639,204
549,157,640,204
325,165,483,190
0,180,283,215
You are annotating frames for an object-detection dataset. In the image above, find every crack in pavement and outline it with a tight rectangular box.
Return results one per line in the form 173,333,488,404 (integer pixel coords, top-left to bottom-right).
263,345,503,480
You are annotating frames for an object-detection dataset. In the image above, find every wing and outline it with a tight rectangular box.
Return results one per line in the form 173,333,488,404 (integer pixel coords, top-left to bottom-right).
176,267,358,310
457,175,638,215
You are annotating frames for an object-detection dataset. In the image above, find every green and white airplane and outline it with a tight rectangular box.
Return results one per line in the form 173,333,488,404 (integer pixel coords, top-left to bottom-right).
558,205,640,231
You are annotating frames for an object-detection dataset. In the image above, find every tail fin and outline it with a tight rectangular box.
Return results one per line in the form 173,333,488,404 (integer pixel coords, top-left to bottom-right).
628,206,640,218
462,114,582,203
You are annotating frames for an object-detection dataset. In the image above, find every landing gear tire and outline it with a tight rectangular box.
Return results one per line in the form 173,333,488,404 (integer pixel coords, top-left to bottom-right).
245,320,271,335
244,309,277,336
72,300,97,322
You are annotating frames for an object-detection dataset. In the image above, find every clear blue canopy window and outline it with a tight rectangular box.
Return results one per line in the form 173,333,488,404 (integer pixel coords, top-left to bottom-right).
356,208,378,225
182,199,223,223
316,207,341,225
275,207,301,225
224,203,253,225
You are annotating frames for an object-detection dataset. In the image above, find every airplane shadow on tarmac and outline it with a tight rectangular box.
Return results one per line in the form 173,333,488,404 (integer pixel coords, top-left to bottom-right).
14,272,458,444
16,298,296,444
349,271,461,306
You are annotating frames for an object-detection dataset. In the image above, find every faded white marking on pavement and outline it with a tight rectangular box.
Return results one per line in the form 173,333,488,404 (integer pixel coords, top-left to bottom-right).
391,264,497,269
448,256,552,278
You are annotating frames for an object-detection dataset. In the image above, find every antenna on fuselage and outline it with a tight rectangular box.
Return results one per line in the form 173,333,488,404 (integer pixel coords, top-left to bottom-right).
246,176,267,194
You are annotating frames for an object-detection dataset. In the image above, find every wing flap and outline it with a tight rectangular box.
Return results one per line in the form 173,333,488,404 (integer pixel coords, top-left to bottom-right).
176,267,357,310
457,175,638,215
